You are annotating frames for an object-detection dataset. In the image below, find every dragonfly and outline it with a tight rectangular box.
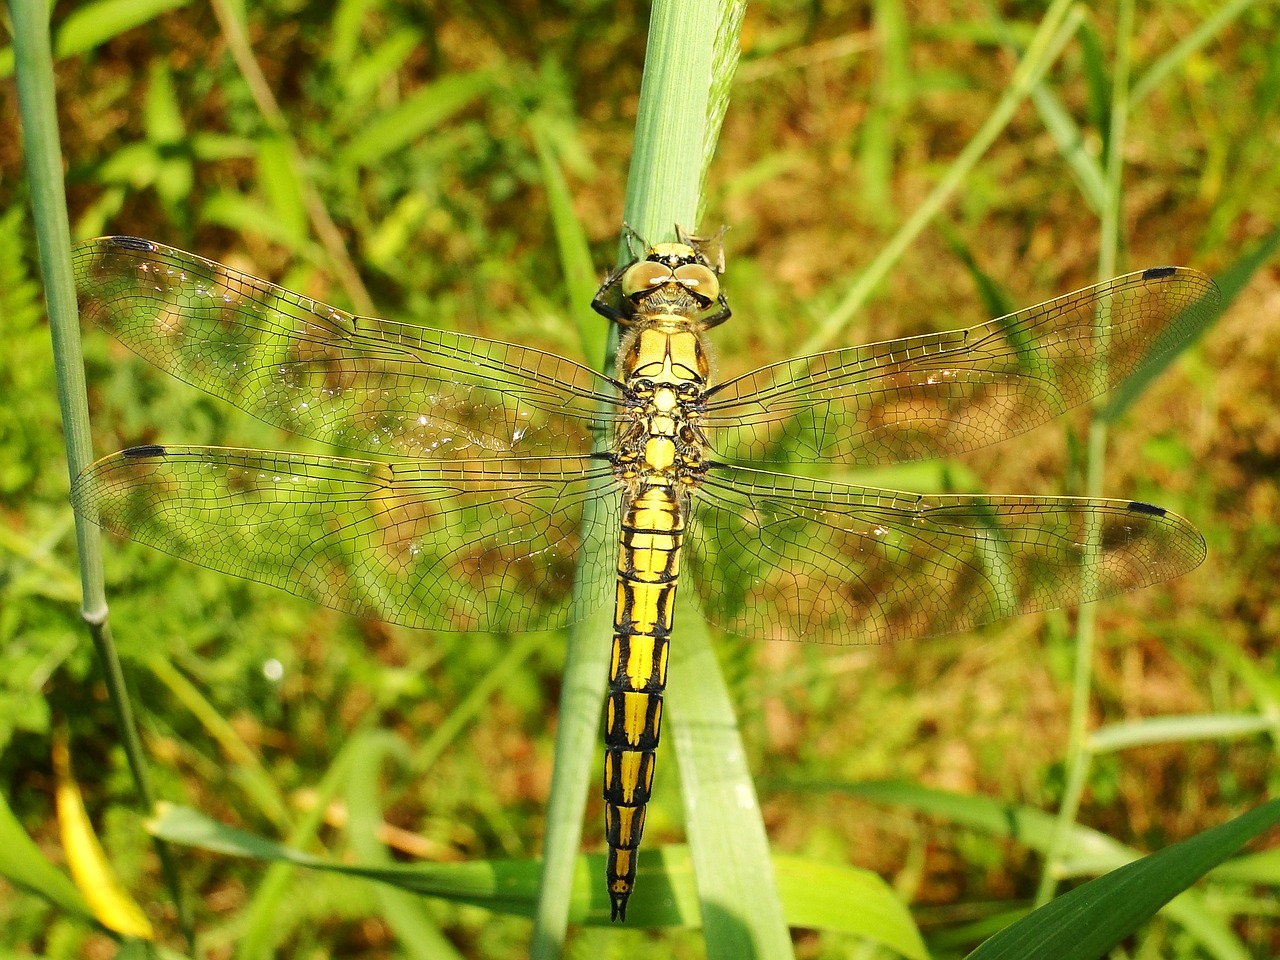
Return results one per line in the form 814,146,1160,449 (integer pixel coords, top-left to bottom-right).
71,232,1216,921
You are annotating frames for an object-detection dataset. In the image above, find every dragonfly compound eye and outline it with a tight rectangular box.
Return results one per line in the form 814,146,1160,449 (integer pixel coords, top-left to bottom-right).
673,263,719,304
621,260,674,299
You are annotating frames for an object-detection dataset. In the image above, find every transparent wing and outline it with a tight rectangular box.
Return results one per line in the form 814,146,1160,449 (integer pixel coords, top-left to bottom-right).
72,445,620,632
686,465,1205,645
73,237,622,459
702,267,1220,466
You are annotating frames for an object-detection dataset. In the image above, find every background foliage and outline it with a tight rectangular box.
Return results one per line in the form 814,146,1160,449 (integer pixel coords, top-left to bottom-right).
2,0,1279,956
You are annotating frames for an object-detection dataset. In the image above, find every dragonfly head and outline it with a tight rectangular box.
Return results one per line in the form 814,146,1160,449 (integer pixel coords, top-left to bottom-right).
618,242,724,322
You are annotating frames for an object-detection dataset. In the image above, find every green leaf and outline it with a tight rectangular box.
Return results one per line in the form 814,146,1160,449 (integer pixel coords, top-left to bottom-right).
1089,713,1277,753
808,781,1262,955
236,726,380,959
338,72,493,168
773,855,928,959
199,191,319,255
256,136,309,245
527,112,605,370
668,607,791,956
966,799,1280,960
983,6,1106,213
810,780,1137,877
143,655,290,829
345,731,463,960
55,0,193,58
149,802,920,946
144,61,186,145
1210,847,1280,885
0,788,94,923
150,802,557,917
341,28,424,105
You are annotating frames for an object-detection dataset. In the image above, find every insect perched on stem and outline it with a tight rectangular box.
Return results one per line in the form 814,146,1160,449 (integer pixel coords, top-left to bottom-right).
73,231,1215,920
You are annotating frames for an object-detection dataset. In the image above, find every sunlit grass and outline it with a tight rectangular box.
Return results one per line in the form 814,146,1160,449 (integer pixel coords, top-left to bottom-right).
3,1,1279,957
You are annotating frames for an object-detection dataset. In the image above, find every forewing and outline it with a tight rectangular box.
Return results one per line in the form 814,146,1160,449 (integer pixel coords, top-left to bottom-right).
686,466,1205,645
703,268,1220,466
73,237,621,458
72,446,619,632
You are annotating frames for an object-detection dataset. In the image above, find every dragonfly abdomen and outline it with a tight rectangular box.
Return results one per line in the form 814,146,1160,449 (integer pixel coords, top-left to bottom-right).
603,482,687,921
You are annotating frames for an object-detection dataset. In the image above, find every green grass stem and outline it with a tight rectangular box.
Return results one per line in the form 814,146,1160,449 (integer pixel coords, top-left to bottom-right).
798,0,1082,354
1036,0,1133,909
345,730,464,960
409,632,551,776
235,712,381,960
9,0,189,939
208,0,375,314
532,2,775,954
982,0,1107,213
1129,0,1260,106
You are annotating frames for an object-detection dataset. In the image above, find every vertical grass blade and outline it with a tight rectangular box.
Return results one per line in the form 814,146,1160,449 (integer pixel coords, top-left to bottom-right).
532,1,775,954
236,712,377,960
668,604,793,958
345,730,464,960
799,0,1082,354
1037,0,1133,908
618,3,783,951
9,0,189,938
207,0,374,313
528,113,608,370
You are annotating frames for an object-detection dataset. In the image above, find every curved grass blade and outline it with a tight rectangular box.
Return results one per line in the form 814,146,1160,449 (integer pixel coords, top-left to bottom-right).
152,803,918,947
54,735,154,939
345,730,463,960
0,787,95,925
966,799,1280,960
794,780,1263,956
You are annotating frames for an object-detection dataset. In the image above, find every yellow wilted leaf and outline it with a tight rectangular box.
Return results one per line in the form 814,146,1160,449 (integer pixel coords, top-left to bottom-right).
53,733,154,939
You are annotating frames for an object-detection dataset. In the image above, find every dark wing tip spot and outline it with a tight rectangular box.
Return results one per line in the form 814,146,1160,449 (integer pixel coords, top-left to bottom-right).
123,444,168,459
1141,266,1178,280
108,236,157,252
1127,501,1167,517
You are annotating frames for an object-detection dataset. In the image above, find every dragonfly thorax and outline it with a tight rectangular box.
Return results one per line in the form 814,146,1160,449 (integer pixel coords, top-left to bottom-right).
613,324,711,488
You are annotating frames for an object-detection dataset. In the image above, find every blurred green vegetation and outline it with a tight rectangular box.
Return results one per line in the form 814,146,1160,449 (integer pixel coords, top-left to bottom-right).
2,0,1279,957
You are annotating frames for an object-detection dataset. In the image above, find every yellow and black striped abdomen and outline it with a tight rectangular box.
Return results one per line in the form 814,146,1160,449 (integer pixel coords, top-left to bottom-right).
603,482,686,920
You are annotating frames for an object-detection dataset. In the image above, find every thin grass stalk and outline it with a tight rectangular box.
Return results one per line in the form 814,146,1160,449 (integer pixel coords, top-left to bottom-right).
8,0,190,939
1035,0,1134,908
409,633,550,776
207,0,374,314
798,0,1082,354
1129,0,1259,106
236,711,382,960
144,654,290,828
528,113,609,370
981,0,1107,213
524,105,615,952
344,731,464,960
